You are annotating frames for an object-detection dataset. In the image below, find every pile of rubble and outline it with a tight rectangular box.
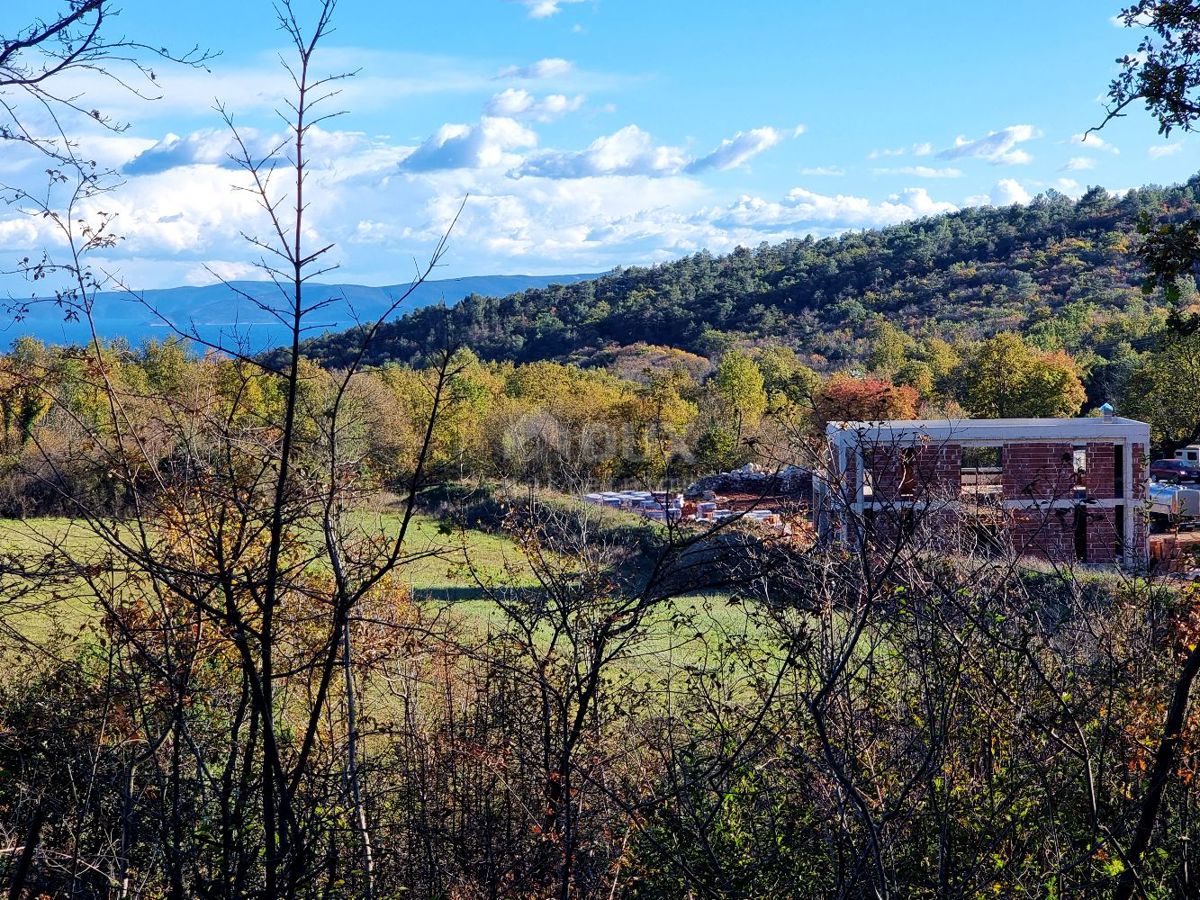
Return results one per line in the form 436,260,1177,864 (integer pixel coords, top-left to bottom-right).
684,463,811,501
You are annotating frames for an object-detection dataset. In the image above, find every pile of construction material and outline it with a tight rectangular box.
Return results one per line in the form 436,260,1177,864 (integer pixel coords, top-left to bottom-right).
690,499,781,528
685,463,811,501
582,490,684,521
580,488,787,529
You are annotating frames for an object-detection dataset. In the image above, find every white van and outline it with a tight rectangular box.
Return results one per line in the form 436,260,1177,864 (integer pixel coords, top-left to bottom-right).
1178,445,1200,465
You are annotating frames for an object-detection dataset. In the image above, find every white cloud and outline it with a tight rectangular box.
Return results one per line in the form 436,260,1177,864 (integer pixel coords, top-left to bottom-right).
1071,132,1119,155
0,218,42,249
994,179,1031,205
509,0,586,18
940,125,1039,165
0,76,989,295
872,166,962,178
509,124,790,180
687,127,785,173
3,135,974,292
400,117,537,171
125,129,261,174
712,186,957,231
512,125,686,178
124,126,406,179
497,58,575,79
1063,156,1097,171
1149,143,1184,159
800,165,845,176
1055,178,1083,197
186,260,262,286
485,88,585,122
868,142,934,159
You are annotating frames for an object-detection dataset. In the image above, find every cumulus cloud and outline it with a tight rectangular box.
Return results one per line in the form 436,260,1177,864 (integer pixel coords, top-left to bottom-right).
0,218,42,249
70,165,270,257
512,125,686,178
399,117,537,171
687,127,785,173
800,165,845,176
512,124,790,180
966,179,1031,207
1063,156,1097,171
485,88,585,121
1071,132,1119,154
123,127,386,178
1149,143,1184,158
125,130,249,175
508,0,585,18
187,260,262,286
0,128,978,293
939,125,1038,165
712,186,957,231
496,58,574,79
872,166,962,178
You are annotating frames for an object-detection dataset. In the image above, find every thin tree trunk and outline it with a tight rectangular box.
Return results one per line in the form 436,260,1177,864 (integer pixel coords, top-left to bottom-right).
7,802,46,900
343,623,375,899
1115,643,1200,899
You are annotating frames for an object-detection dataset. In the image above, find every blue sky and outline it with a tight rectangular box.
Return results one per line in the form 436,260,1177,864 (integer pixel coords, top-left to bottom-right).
1,0,1194,290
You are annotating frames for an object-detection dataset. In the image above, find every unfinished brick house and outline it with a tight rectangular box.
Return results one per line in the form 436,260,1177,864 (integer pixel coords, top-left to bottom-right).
820,416,1150,566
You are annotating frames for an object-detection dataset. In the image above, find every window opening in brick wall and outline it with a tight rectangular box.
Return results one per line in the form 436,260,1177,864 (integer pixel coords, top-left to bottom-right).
961,446,1002,500
1115,443,1125,496
1072,445,1088,501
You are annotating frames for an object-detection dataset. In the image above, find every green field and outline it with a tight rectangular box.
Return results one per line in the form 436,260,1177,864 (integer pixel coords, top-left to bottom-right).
0,515,755,678
0,515,525,635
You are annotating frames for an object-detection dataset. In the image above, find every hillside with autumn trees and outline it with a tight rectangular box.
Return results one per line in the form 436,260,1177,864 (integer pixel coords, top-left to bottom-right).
302,181,1183,372
291,178,1200,452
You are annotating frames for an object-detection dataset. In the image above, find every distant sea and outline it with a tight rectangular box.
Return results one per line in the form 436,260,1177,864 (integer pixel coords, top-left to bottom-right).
0,273,598,352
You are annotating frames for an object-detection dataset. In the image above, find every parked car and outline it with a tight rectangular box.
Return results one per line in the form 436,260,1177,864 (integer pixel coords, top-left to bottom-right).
1151,458,1200,483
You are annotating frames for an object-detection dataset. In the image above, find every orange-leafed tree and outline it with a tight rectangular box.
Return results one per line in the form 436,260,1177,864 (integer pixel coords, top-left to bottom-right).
812,374,919,432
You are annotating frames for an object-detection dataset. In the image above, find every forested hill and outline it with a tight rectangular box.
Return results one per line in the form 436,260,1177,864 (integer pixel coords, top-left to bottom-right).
301,179,1200,370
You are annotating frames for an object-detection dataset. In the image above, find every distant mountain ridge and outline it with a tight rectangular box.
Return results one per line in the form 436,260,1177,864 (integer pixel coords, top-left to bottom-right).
3,273,600,350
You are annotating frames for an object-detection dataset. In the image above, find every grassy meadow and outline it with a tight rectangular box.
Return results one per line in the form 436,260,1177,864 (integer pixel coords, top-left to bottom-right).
0,512,747,663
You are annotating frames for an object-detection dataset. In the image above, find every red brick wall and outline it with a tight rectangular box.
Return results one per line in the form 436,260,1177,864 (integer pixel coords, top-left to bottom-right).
1008,505,1075,562
1084,506,1119,564
1132,442,1145,487
865,442,961,501
863,507,962,552
1001,442,1076,500
1084,442,1117,500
